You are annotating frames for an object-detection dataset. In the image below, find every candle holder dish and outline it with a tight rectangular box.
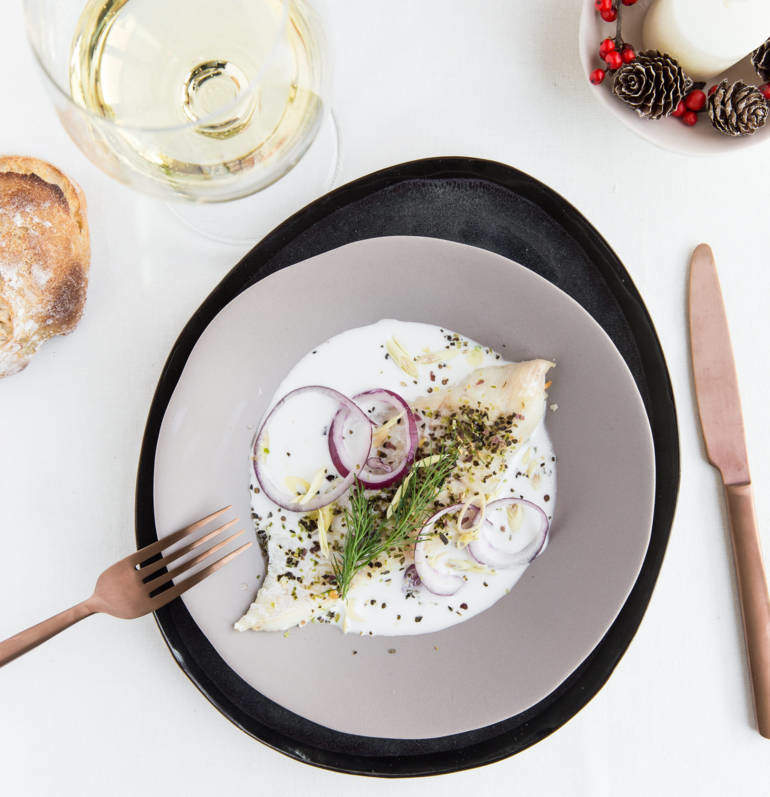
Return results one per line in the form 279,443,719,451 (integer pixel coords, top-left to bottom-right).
579,0,770,155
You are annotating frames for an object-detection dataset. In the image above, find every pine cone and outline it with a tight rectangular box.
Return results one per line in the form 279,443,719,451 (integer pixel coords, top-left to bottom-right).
752,38,770,82
708,80,768,136
612,50,693,120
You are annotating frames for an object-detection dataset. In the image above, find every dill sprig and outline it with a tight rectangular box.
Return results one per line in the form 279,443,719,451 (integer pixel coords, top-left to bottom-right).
330,480,378,599
331,447,457,598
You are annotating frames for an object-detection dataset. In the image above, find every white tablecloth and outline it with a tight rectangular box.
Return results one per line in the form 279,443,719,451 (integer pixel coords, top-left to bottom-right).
2,2,768,794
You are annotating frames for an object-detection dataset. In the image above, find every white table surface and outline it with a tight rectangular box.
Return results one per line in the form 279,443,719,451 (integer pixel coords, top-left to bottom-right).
2,1,769,794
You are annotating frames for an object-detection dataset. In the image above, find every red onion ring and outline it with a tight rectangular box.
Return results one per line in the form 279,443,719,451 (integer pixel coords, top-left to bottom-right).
366,457,393,474
329,388,418,489
468,498,549,568
459,503,482,530
414,504,465,596
402,563,421,593
253,386,372,512
466,529,518,569
328,394,375,478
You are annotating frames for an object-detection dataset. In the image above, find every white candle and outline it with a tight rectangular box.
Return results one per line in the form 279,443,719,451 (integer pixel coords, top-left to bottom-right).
643,0,770,80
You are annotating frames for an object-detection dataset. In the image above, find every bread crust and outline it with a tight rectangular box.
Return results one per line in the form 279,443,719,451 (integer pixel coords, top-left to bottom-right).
0,156,90,377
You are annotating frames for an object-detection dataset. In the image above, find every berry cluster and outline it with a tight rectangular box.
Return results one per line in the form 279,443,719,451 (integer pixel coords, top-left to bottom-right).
590,37,635,84
593,0,637,24
671,89,706,126
655,82,768,127
589,0,637,86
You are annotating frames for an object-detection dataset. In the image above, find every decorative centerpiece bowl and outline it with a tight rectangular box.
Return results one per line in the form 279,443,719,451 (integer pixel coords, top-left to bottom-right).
579,0,770,155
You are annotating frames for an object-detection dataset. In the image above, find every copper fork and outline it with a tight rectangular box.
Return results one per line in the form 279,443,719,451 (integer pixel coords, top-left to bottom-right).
0,507,250,667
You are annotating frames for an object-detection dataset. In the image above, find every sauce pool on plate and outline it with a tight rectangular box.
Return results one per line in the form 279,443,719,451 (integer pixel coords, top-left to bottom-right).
236,319,556,637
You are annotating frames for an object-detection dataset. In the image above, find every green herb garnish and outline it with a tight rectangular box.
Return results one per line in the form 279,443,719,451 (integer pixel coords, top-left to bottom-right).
331,447,457,598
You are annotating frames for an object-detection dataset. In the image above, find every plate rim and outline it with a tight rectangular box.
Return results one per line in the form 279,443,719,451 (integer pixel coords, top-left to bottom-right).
135,156,680,777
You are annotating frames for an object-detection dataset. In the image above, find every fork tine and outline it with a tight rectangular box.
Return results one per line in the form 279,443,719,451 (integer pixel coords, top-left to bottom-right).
139,518,239,579
149,542,253,610
131,506,232,565
146,528,245,588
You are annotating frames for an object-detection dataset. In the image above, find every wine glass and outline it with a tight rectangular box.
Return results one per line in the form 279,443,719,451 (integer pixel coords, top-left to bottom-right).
23,0,338,244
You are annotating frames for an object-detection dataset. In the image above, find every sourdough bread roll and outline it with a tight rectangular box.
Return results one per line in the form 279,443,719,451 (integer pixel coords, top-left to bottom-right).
0,156,90,377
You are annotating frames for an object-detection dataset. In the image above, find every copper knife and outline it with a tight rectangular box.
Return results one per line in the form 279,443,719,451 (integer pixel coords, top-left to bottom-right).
689,243,770,738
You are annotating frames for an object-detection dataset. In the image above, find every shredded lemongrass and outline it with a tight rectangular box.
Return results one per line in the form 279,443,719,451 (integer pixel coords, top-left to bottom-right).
298,467,327,506
386,477,412,519
507,503,524,531
440,555,488,573
414,348,460,364
372,411,404,447
457,498,478,531
386,337,418,378
284,475,310,496
315,503,334,557
526,458,541,480
415,454,443,467
457,495,487,546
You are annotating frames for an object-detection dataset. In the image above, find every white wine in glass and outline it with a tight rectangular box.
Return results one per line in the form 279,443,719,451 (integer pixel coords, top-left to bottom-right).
24,0,336,239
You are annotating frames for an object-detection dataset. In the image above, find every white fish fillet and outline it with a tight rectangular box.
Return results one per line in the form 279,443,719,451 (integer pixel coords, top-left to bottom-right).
235,359,553,632
414,360,553,437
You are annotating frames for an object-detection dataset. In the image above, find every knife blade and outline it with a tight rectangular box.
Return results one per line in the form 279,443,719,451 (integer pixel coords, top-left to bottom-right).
689,243,750,486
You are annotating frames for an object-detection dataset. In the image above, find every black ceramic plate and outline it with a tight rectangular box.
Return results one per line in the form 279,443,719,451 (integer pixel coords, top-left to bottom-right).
135,157,679,777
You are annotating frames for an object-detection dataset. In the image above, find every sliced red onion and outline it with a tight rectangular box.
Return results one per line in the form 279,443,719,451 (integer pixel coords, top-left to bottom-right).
365,457,393,474
459,502,482,530
467,530,520,569
414,504,465,596
329,388,418,489
402,563,421,593
328,397,375,478
253,386,372,512
468,498,549,568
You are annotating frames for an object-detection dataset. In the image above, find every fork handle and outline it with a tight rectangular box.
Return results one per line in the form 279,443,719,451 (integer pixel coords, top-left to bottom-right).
0,600,96,668
725,483,770,739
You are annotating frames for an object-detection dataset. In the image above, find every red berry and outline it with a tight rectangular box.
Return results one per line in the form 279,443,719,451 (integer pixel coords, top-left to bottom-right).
759,83,770,100
599,38,616,58
595,0,613,10
621,46,636,63
708,85,718,96
684,89,706,112
600,8,617,21
681,110,698,126
672,101,686,118
622,0,638,5
589,68,606,85
604,51,623,70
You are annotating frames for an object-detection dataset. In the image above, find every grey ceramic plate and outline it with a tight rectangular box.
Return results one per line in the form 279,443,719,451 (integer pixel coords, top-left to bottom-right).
152,235,655,740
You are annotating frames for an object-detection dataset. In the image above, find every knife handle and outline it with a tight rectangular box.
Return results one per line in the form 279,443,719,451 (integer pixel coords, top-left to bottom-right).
725,482,770,738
